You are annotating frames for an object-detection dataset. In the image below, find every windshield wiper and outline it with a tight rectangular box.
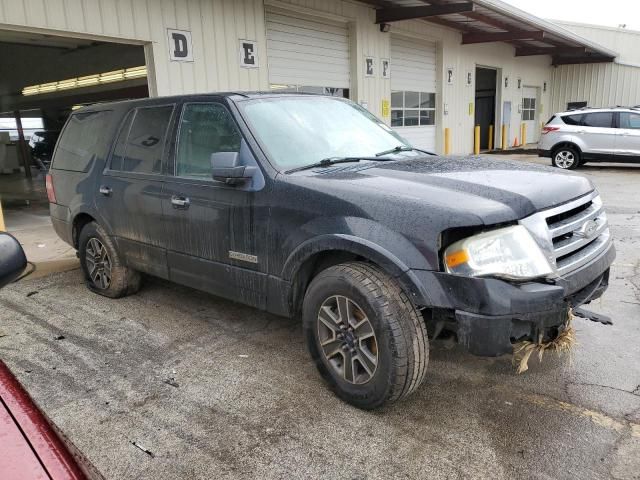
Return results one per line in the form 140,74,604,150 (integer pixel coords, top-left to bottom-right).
375,145,435,157
286,156,372,174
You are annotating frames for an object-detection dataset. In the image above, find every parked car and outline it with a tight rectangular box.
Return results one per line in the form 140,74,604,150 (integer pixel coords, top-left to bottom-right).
538,106,640,169
0,232,98,479
47,93,614,409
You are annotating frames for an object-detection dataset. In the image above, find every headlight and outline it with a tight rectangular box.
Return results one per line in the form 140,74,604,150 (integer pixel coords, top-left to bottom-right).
443,225,554,280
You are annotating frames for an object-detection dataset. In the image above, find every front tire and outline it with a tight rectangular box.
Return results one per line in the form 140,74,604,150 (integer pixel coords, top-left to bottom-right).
552,146,581,169
78,222,141,298
303,262,429,409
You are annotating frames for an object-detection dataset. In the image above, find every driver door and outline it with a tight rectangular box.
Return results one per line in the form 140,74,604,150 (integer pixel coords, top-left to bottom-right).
160,101,268,308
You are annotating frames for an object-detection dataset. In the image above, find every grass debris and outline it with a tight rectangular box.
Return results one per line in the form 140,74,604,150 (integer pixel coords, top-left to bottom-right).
513,310,576,374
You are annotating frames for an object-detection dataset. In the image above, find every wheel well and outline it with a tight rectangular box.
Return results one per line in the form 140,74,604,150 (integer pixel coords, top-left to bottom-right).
72,213,95,248
290,250,363,315
552,142,581,155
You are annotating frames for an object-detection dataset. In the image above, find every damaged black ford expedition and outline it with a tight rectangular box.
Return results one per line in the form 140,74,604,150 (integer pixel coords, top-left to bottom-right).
48,93,614,409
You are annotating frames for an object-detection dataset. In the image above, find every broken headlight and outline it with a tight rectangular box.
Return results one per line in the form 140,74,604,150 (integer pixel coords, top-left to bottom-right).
443,225,554,280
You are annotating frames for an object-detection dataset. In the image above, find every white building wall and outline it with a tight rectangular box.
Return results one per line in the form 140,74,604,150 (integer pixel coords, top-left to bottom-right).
0,0,555,154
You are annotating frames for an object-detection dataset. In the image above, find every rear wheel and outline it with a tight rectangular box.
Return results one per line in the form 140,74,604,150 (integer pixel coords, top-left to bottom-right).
303,262,429,409
552,146,581,169
78,222,141,298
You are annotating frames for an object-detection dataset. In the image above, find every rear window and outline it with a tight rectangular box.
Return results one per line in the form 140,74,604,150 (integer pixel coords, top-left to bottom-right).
561,114,584,126
582,112,614,128
545,115,556,125
52,111,113,172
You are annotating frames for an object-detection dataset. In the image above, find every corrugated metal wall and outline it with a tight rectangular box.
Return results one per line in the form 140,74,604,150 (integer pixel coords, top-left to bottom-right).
550,62,640,112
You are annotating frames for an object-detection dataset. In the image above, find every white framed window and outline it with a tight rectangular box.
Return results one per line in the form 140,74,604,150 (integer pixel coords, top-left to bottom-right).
522,97,536,121
390,91,435,127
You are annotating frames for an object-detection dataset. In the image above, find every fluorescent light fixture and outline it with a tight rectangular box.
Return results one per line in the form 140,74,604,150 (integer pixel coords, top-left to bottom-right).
22,66,147,96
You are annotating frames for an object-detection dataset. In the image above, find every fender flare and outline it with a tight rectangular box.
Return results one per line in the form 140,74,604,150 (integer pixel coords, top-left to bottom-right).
282,234,433,307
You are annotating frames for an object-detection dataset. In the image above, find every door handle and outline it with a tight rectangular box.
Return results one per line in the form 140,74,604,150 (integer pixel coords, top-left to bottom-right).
171,195,190,209
99,185,112,196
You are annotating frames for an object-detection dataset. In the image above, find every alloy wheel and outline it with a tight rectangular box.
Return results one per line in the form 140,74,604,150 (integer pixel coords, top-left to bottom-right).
317,295,378,384
85,238,112,290
555,150,575,169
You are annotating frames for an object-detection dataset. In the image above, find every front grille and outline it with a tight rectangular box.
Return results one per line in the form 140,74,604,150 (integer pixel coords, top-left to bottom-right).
542,193,610,276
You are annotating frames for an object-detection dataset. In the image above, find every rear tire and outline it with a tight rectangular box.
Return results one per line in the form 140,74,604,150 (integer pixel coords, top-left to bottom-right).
78,222,141,298
552,146,581,170
303,262,429,409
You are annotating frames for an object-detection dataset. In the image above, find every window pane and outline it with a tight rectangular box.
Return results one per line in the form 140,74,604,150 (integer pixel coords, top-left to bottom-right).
176,103,242,178
420,92,435,108
562,114,584,126
110,111,134,171
530,99,536,110
404,109,419,126
391,91,403,108
123,106,173,174
582,112,613,128
405,91,420,109
620,113,640,129
523,98,531,109
53,110,113,172
390,110,403,127
420,110,435,125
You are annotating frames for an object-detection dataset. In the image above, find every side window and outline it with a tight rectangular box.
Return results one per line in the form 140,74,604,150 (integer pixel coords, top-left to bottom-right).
562,114,584,126
110,111,134,171
111,105,174,174
582,112,613,128
53,110,113,172
175,103,242,178
619,112,640,129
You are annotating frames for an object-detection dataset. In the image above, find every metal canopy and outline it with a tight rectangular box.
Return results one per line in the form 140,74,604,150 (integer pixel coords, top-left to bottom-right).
364,0,616,65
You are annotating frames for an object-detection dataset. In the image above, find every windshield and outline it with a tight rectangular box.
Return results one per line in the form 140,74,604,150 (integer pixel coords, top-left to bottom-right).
238,96,412,170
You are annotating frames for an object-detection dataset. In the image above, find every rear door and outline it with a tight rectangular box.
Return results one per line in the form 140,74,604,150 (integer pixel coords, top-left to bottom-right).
161,100,268,308
95,104,176,279
616,111,640,159
575,111,616,155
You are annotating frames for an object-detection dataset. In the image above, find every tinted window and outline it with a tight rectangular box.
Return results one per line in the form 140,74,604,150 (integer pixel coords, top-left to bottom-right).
561,114,584,126
175,103,242,178
109,111,134,171
113,106,173,174
53,111,113,171
619,112,640,129
582,112,613,128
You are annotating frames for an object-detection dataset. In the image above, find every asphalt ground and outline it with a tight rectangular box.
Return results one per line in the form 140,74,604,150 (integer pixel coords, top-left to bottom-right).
1,156,639,479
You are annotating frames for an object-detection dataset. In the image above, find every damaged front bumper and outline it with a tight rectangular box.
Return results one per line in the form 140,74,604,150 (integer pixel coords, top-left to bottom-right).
408,241,615,357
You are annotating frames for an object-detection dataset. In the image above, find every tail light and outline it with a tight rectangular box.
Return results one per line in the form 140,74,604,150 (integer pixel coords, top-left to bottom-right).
542,126,560,134
45,173,57,204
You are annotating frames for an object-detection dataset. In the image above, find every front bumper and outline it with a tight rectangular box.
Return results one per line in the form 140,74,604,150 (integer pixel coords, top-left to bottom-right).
408,241,615,356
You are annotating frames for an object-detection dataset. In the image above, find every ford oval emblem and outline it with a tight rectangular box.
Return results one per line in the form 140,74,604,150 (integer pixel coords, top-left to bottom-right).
578,219,598,239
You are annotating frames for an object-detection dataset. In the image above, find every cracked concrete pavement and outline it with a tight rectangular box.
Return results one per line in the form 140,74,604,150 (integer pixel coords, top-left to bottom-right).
0,157,639,479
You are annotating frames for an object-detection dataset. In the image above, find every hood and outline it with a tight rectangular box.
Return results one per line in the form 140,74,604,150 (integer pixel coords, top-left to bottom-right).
298,156,594,225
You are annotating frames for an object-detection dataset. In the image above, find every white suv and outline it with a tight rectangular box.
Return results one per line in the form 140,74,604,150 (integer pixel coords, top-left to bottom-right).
538,107,640,169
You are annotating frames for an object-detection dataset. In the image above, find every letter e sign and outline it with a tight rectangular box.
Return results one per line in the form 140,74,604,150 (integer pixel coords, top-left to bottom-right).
240,40,258,68
167,29,193,62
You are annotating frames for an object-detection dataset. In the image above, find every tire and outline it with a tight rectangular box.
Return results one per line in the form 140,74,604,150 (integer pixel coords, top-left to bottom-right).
302,262,429,409
551,146,581,170
78,222,141,298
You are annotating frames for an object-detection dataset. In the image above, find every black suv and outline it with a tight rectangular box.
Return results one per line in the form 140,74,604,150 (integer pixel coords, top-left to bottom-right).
48,93,614,409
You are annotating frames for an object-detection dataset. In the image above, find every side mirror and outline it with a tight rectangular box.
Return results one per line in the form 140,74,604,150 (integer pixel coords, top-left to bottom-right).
210,152,256,185
0,233,27,289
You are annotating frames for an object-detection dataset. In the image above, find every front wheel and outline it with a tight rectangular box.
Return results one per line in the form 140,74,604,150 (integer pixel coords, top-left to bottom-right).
303,262,429,409
78,222,141,298
552,146,581,169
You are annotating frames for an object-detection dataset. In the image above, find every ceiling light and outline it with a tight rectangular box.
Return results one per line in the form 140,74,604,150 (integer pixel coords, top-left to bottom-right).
22,66,147,96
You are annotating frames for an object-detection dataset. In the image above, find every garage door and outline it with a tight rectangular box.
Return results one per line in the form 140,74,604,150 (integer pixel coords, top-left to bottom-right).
266,11,350,97
390,35,437,151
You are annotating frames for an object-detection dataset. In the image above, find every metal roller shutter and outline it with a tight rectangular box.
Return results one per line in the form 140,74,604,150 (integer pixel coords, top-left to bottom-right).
390,35,437,151
266,11,350,96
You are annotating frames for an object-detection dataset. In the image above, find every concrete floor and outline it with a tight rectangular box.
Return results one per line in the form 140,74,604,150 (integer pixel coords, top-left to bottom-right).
0,157,639,479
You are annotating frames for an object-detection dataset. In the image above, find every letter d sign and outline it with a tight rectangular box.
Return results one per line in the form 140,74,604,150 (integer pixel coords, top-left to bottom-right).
167,29,193,62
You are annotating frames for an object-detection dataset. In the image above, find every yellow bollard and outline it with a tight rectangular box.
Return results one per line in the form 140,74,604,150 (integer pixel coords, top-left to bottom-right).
474,126,480,155
444,128,451,155
0,198,5,232
521,123,527,146
501,124,508,150
488,125,494,151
